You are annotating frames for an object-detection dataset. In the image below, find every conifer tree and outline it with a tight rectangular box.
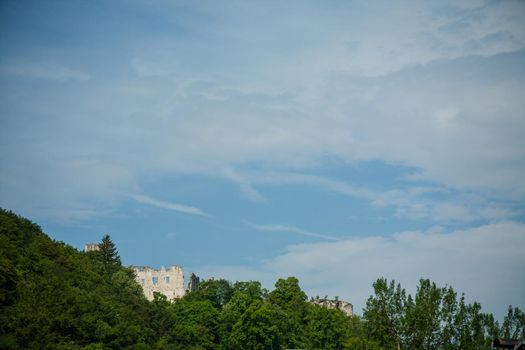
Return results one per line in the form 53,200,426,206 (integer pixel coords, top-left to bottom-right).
99,233,121,266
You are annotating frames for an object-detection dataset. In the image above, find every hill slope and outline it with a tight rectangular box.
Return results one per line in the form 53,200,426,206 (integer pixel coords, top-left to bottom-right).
0,209,154,349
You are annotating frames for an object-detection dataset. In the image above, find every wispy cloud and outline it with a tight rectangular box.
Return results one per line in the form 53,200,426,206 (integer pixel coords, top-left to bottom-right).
245,221,340,241
222,168,267,203
244,171,516,224
131,194,209,217
247,172,375,200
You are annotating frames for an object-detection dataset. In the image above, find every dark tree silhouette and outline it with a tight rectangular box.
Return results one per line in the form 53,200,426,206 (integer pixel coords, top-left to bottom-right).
99,233,121,266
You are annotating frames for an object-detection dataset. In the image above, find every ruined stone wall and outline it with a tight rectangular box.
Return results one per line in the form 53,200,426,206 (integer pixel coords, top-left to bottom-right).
311,298,353,317
132,265,185,301
84,243,100,252
187,272,200,293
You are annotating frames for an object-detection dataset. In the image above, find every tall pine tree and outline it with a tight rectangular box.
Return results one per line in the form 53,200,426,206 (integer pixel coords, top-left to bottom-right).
99,233,121,266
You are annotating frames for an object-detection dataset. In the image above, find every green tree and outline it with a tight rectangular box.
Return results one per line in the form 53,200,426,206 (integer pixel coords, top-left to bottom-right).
439,285,459,349
453,297,489,350
267,277,308,348
403,279,443,349
232,281,267,301
362,278,496,350
363,278,406,350
98,234,121,267
228,300,286,350
305,304,350,350
186,279,233,310
268,277,307,309
502,306,525,339
219,282,265,349
345,316,384,350
170,298,220,349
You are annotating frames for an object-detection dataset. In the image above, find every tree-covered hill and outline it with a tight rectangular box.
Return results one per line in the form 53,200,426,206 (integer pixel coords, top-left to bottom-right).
1,208,523,349
0,208,153,349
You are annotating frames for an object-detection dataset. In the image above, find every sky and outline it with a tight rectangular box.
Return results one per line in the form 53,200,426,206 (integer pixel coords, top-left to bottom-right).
1,0,524,318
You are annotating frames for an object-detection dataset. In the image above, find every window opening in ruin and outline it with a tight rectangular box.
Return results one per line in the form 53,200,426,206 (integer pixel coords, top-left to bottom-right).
152,276,158,285
165,276,170,283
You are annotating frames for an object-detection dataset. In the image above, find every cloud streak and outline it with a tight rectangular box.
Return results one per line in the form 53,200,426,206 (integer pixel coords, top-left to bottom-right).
222,168,267,203
245,221,340,241
131,194,209,217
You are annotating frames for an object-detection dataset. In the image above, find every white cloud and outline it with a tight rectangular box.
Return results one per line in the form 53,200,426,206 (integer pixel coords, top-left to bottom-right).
199,221,525,318
245,221,340,241
342,66,525,195
131,194,209,217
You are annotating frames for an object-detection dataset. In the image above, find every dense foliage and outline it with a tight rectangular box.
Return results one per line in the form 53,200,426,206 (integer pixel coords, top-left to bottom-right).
1,208,523,349
0,209,152,349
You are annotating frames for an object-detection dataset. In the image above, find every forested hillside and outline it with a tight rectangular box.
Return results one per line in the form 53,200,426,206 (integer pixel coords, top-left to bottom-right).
0,208,523,349
0,209,153,349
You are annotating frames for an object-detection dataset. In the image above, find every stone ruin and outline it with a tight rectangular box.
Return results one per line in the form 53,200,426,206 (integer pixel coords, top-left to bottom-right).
311,298,353,317
132,265,197,301
187,272,200,293
84,243,100,252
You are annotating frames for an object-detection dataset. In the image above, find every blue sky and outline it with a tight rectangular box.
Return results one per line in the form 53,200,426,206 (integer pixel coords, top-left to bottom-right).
1,0,524,318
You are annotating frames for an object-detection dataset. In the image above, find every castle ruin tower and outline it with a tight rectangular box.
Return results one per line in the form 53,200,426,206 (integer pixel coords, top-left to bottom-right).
187,272,200,293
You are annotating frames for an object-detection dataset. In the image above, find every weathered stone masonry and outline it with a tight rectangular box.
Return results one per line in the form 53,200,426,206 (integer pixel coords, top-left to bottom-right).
311,298,353,317
84,243,101,252
132,265,186,301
